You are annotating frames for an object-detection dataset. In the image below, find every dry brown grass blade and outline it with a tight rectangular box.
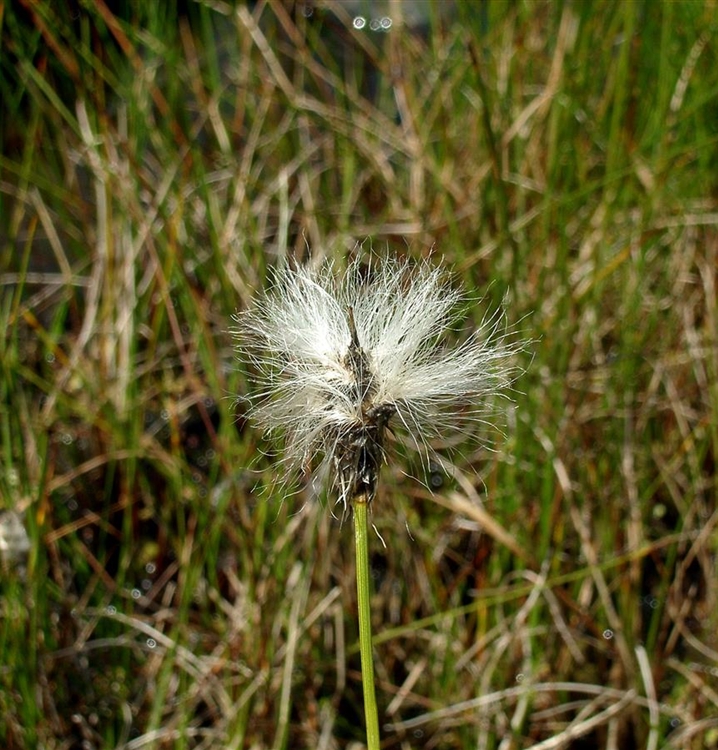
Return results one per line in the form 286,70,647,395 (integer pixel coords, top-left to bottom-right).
436,489,531,564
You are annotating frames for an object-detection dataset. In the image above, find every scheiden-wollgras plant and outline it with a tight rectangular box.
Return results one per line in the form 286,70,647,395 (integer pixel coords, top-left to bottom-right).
234,255,523,748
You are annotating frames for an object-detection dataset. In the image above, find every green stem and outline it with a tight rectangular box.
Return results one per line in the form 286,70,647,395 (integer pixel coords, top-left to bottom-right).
354,497,381,749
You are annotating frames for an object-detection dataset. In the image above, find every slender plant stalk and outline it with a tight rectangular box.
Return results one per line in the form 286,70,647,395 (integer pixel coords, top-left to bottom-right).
353,495,381,749
237,257,522,748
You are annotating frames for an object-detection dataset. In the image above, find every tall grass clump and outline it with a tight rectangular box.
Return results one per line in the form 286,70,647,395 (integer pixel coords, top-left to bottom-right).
1,1,717,748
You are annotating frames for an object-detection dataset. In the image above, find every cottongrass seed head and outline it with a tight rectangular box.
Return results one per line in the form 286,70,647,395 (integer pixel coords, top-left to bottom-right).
234,255,524,510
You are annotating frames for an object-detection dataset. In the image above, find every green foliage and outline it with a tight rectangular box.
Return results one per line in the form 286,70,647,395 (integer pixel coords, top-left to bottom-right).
1,1,717,747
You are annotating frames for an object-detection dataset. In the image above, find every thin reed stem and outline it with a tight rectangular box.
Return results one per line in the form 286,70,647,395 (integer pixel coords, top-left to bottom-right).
353,496,381,749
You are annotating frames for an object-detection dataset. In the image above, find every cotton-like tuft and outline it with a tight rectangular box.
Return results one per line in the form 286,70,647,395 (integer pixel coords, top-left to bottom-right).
233,256,523,508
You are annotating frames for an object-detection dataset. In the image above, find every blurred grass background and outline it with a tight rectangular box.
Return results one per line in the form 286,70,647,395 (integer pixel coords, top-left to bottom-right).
1,1,718,748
